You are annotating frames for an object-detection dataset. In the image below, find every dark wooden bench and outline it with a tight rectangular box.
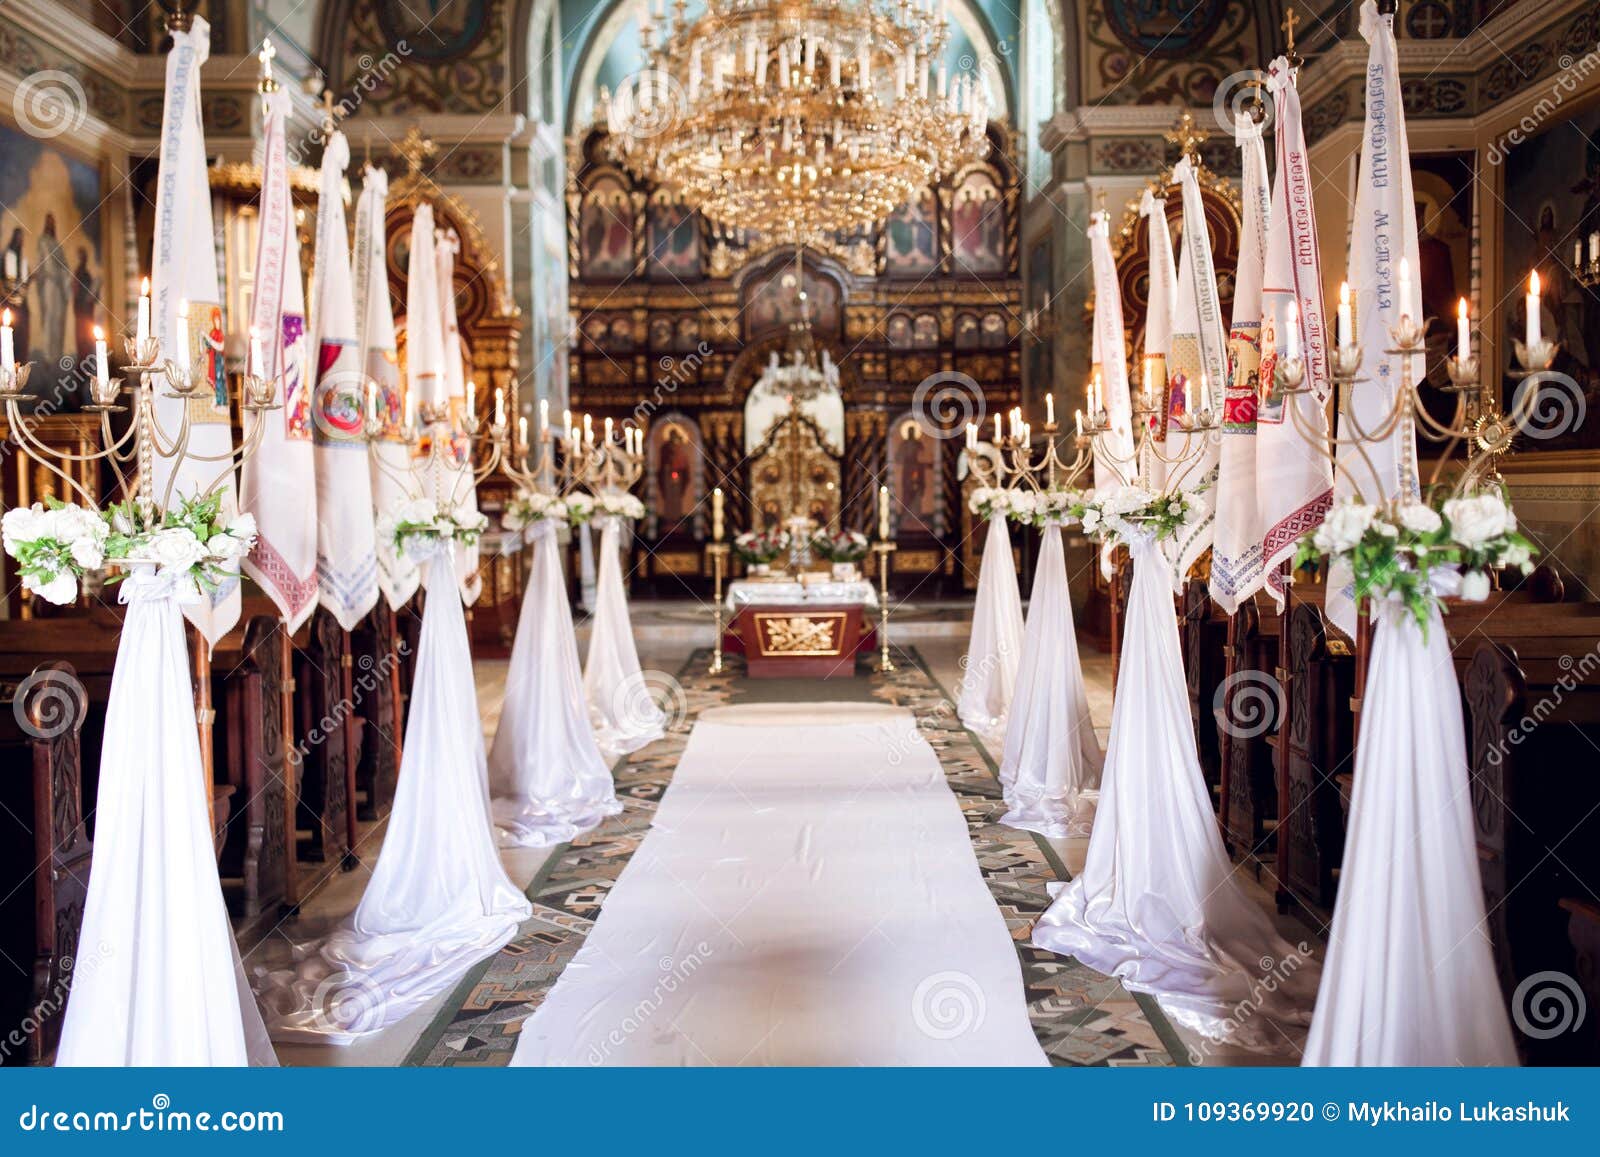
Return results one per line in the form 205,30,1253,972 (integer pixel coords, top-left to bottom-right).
293,608,360,870
1183,578,1229,799
1217,592,1282,868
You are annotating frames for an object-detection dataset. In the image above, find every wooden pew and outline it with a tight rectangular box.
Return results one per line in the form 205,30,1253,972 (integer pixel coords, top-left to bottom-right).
1182,578,1229,798
1217,592,1282,866
351,603,405,822
0,662,92,1066
1271,585,1356,919
294,608,360,870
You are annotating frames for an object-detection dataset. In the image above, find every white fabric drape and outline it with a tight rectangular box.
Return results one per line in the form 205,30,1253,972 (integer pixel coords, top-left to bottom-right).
57,568,276,1066
239,85,317,633
148,16,239,648
1140,191,1178,491
583,515,665,757
511,706,1046,1066
1303,602,1518,1066
1032,535,1319,1051
956,513,1024,741
997,521,1101,838
253,547,530,1043
490,521,622,846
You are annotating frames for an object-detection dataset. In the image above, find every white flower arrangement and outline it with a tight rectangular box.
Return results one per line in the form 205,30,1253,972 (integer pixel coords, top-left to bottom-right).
501,489,570,533
1014,488,1086,529
1,493,256,605
593,490,646,521
967,486,1015,521
1076,484,1199,548
1296,490,1537,629
563,491,596,526
379,498,489,561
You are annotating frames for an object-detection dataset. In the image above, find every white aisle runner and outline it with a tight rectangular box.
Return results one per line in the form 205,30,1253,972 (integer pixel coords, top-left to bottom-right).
510,704,1047,1066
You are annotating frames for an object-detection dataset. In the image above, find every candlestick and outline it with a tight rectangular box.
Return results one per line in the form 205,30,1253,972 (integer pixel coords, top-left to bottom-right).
175,299,190,374
493,386,504,426
878,484,891,540
1,309,13,377
93,326,108,394
604,415,614,444
1198,372,1211,413
466,382,477,425
1046,392,1055,426
1526,269,1541,349
1075,410,1084,437
712,486,724,541
249,326,265,379
1285,300,1301,362
1457,297,1470,359
992,412,1001,442
539,397,549,437
136,277,151,352
519,415,529,449
1337,281,1352,350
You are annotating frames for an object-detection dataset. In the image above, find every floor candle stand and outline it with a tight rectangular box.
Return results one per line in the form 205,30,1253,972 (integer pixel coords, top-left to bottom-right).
708,541,730,674
871,540,896,673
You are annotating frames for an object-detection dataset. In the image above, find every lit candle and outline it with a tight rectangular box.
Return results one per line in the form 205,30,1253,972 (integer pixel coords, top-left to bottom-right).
1575,239,1584,270
1198,372,1210,413
1398,258,1413,321
1093,371,1103,414
136,276,151,351
467,385,477,426
493,386,504,425
1046,392,1055,425
1590,231,1599,266
1457,297,1471,359
992,412,1001,442
93,325,108,393
563,407,571,432
878,484,891,540
1142,358,1152,405
539,397,549,437
1,309,13,376
1526,269,1542,348
519,415,529,449
249,325,265,379
175,299,190,373
1284,301,1300,362
604,415,615,444
1075,409,1084,436
1337,281,1352,350
712,487,725,541
583,412,593,441
365,381,377,424
404,389,416,431
965,422,976,451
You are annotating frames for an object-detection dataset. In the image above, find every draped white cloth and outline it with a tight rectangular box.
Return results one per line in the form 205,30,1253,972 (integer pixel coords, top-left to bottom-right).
253,547,530,1043
583,515,665,757
998,521,1102,838
511,705,1046,1066
148,16,239,648
1303,602,1518,1066
309,130,379,631
1032,535,1319,1051
240,85,317,633
57,568,276,1066
1329,0,1424,638
1140,191,1178,491
490,521,622,847
956,513,1024,741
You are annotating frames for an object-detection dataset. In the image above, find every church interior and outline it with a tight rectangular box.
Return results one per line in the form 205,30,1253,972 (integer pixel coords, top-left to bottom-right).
1,0,1599,1073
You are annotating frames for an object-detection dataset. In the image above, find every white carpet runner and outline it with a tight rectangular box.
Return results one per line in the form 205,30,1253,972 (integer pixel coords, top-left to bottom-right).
510,703,1046,1066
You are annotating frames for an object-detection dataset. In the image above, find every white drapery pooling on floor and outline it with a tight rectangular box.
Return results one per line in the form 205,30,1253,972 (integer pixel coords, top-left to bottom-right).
956,513,1025,741
1304,603,1518,1066
1031,535,1319,1053
583,514,665,757
510,704,1047,1066
57,568,276,1067
489,521,622,847
253,548,531,1043
997,521,1102,838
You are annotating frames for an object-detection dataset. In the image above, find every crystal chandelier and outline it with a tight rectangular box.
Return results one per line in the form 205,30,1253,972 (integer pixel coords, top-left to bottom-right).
606,0,991,242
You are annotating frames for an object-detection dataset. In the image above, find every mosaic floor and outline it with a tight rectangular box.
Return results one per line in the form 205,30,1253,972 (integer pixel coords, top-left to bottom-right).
404,647,1184,1067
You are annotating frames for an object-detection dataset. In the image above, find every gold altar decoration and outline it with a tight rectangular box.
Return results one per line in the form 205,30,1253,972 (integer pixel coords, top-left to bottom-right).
607,0,991,242
757,612,848,655
749,407,841,530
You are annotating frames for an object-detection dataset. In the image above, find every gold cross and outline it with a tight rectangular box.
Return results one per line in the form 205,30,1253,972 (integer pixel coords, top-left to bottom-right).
1163,110,1209,164
1282,5,1302,64
257,38,278,96
396,125,437,177
319,88,341,133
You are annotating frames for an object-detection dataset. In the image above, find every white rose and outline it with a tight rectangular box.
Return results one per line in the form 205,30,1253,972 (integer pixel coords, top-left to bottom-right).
3,503,46,548
1081,508,1102,533
139,527,208,574
1318,501,1377,552
69,536,104,569
1372,519,1399,539
1443,494,1513,548
501,506,526,532
227,512,258,542
1397,503,1442,534
1459,569,1491,601
25,568,78,605
396,497,437,525
1501,542,1532,571
206,532,248,559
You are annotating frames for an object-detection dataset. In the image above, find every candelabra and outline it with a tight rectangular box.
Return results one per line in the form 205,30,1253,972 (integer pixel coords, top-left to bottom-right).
365,395,508,511
568,423,645,499
966,409,1095,496
1083,379,1219,492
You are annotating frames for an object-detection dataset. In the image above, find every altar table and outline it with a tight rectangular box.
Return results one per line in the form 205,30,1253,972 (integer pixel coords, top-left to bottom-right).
723,578,878,678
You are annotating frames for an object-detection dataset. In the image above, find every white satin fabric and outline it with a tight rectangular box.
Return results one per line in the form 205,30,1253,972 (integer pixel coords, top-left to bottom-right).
997,521,1102,837
1032,536,1319,1051
489,522,622,847
957,514,1025,741
1303,603,1518,1066
57,568,276,1066
511,705,1046,1065
253,547,531,1043
582,515,665,758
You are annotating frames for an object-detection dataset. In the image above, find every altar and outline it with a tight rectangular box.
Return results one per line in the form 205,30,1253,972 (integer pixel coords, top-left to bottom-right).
723,576,879,678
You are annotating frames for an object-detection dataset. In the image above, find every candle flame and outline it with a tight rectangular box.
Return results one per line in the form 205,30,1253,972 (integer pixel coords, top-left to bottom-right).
3,309,11,326
1458,297,1468,320
1339,281,1350,307
1529,269,1541,296
92,323,102,340
140,276,150,296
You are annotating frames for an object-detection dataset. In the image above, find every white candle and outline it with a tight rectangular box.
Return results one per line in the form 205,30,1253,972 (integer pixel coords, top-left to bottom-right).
466,382,476,425
712,487,724,541
604,415,614,444
494,386,504,425
1198,372,1210,413
878,484,891,539
93,325,107,391
1337,281,1352,349
365,381,377,423
136,277,151,351
1,309,13,376
249,325,265,379
563,407,572,432
1457,298,1471,359
1142,358,1152,405
1046,392,1055,425
539,397,549,437
965,422,976,451
1526,269,1542,348
1075,410,1084,436
519,415,529,449
175,298,190,373
404,389,416,430
1590,231,1599,266
992,413,1001,442
1284,301,1300,362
